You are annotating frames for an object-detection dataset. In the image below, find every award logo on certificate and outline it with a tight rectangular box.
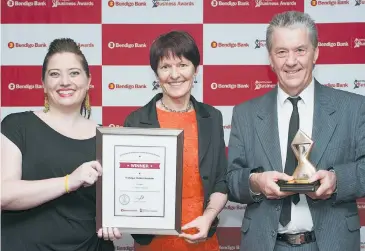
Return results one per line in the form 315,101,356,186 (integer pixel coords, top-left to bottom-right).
278,130,320,193
96,127,183,235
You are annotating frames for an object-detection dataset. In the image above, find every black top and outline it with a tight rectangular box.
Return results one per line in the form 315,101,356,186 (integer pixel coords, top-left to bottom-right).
1,111,114,251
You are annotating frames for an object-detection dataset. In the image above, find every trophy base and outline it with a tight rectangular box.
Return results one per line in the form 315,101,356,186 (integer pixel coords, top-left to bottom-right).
277,179,320,193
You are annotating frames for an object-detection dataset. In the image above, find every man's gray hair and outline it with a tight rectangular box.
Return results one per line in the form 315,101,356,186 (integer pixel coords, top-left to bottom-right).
266,11,318,52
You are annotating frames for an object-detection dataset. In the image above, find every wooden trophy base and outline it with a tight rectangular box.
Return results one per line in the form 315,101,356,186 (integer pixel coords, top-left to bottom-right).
277,179,320,193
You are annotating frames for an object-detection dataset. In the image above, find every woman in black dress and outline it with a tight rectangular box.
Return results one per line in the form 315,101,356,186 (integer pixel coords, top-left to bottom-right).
1,38,120,251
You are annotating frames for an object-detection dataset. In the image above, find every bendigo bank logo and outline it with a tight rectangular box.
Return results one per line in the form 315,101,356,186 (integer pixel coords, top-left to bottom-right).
8,82,43,90
108,41,147,49
224,203,246,211
210,41,249,48
324,82,349,88
7,41,47,49
310,0,354,6
108,0,147,7
210,82,249,90
318,41,349,47
211,0,249,7
109,124,123,127
7,0,46,7
108,82,147,90
7,0,14,7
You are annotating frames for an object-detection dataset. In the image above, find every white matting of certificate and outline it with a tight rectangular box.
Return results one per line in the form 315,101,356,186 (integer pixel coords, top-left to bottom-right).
114,145,165,217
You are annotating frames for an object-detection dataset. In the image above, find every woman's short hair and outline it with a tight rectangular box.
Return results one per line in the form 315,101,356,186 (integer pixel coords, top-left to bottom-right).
149,30,200,75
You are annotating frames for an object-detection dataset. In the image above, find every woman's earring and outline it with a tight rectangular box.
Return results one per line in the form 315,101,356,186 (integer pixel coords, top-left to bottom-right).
194,76,197,84
85,92,91,117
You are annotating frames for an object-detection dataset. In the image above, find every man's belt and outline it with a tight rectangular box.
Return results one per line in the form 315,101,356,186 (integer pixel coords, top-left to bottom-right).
276,231,316,246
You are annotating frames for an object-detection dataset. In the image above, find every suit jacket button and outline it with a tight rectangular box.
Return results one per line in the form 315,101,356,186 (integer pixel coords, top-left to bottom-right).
275,205,281,211
271,230,276,237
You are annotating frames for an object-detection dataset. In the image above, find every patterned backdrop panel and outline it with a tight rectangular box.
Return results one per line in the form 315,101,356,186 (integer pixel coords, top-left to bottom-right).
1,0,365,250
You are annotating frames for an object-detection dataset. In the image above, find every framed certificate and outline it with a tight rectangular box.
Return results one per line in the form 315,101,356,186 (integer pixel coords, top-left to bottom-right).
95,127,183,235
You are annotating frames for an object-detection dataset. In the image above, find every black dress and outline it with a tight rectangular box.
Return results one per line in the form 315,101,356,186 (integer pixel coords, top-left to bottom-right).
1,111,114,251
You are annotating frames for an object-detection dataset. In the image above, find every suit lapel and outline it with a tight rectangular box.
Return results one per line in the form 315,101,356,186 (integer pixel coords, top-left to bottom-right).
255,88,283,172
310,81,337,168
192,97,211,165
138,93,161,128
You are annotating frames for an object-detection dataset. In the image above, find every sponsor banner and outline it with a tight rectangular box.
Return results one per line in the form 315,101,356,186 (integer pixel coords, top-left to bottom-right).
305,0,365,23
102,24,203,65
2,24,102,66
316,23,365,64
313,64,365,96
1,66,102,107
214,106,233,146
2,0,101,23
112,234,135,251
216,227,242,251
0,106,103,125
203,24,269,65
102,0,202,24
218,201,246,228
102,65,203,106
203,65,277,106
90,106,103,125
204,0,303,24
361,227,365,250
102,106,141,127
1,106,42,120
358,198,365,226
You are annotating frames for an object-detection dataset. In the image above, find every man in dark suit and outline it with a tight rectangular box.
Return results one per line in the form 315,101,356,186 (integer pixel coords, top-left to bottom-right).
227,11,365,251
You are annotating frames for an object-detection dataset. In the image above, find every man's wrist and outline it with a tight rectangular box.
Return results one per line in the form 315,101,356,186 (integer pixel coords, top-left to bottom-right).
203,208,218,223
249,173,261,195
328,167,337,194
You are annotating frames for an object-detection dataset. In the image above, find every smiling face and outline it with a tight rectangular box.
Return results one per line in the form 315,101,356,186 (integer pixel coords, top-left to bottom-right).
156,53,197,100
43,52,91,110
269,26,319,96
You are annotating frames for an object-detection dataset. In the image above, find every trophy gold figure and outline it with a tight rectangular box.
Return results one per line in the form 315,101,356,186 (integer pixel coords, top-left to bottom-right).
278,130,320,192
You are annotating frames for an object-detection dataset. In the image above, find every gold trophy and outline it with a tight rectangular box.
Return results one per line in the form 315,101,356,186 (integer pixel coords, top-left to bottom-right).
278,130,320,192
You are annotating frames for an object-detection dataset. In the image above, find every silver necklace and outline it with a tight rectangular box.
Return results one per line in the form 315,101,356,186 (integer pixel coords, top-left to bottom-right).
160,99,192,113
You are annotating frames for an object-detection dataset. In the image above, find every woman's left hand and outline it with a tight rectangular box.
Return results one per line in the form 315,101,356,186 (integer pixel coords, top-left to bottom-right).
97,227,122,241
178,215,211,244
